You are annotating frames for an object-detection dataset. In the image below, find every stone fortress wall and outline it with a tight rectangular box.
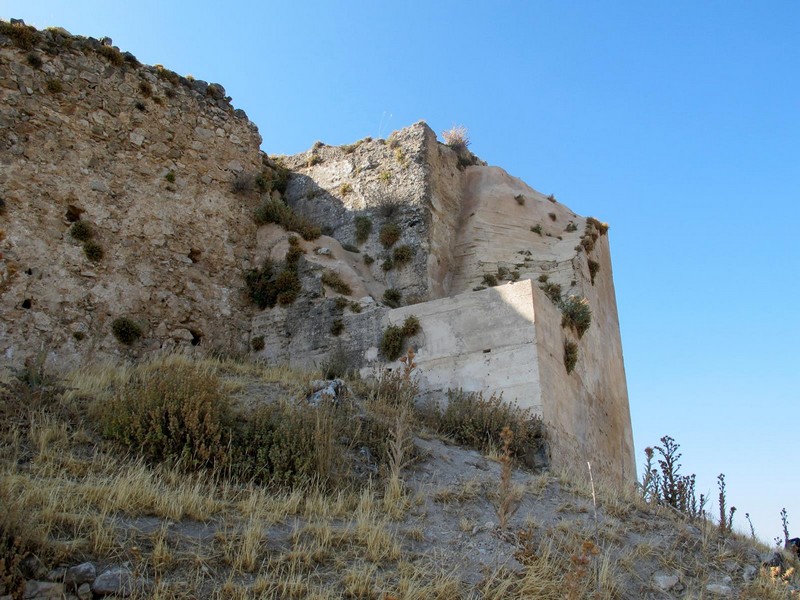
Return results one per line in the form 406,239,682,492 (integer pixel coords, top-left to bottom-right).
0,20,634,482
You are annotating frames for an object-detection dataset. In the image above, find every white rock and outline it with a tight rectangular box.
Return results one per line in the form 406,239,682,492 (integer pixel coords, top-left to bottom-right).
705,583,733,596
653,573,680,591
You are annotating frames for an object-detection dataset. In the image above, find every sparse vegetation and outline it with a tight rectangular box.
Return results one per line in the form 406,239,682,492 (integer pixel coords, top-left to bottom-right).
321,270,352,295
138,80,152,97
232,172,256,194
83,240,104,262
26,52,42,68
531,224,543,235
70,220,93,242
541,282,562,304
330,319,344,336
339,182,353,196
564,339,579,373
354,215,372,244
101,358,230,469
588,259,600,285
392,244,414,267
565,222,578,233
441,125,470,152
251,336,265,351
379,222,402,248
425,390,546,469
383,288,402,308
254,197,321,240
165,170,176,184
363,253,374,265
0,21,38,50
560,296,592,338
97,44,124,66
244,258,302,308
379,316,420,360
111,316,142,345
483,273,499,287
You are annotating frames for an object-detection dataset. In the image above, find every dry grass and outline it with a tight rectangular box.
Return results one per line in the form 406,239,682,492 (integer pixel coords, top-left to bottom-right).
3,353,795,599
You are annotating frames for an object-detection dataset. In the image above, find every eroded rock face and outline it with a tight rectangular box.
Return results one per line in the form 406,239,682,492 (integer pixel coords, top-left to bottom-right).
0,27,263,369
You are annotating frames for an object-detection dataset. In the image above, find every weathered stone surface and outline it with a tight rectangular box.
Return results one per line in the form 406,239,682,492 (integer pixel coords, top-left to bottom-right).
0,32,262,370
23,580,64,599
705,582,733,596
65,562,96,588
653,573,680,591
91,566,148,597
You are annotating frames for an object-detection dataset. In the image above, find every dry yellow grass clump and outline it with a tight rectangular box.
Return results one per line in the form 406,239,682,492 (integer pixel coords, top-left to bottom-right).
1,352,797,599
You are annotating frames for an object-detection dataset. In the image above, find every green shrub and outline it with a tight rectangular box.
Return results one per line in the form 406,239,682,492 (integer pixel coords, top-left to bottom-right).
401,315,420,337
83,240,104,262
379,316,420,361
244,258,302,308
383,288,401,308
588,259,600,285
350,301,362,313
564,340,579,374
321,270,352,295
254,198,321,240
392,245,414,267
285,238,305,266
70,220,93,241
0,21,38,50
565,222,578,233
586,217,609,235
138,80,152,97
274,270,302,305
97,44,124,66
363,254,374,265
560,296,591,338
255,163,290,194
231,400,346,487
101,358,230,469
354,216,372,245
482,273,498,287
111,316,142,345
165,170,176,183
26,52,42,68
426,390,546,468
339,182,353,196
531,224,543,235
379,222,401,248
541,282,562,304
380,325,405,361
381,257,394,272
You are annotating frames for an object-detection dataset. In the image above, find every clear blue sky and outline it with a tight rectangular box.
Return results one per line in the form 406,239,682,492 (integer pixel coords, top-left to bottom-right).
5,1,798,543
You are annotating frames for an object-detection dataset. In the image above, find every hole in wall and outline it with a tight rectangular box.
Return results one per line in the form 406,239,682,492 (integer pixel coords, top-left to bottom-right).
189,329,202,346
188,248,202,263
483,348,491,353
25,268,33,275
65,204,84,222
21,298,32,309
